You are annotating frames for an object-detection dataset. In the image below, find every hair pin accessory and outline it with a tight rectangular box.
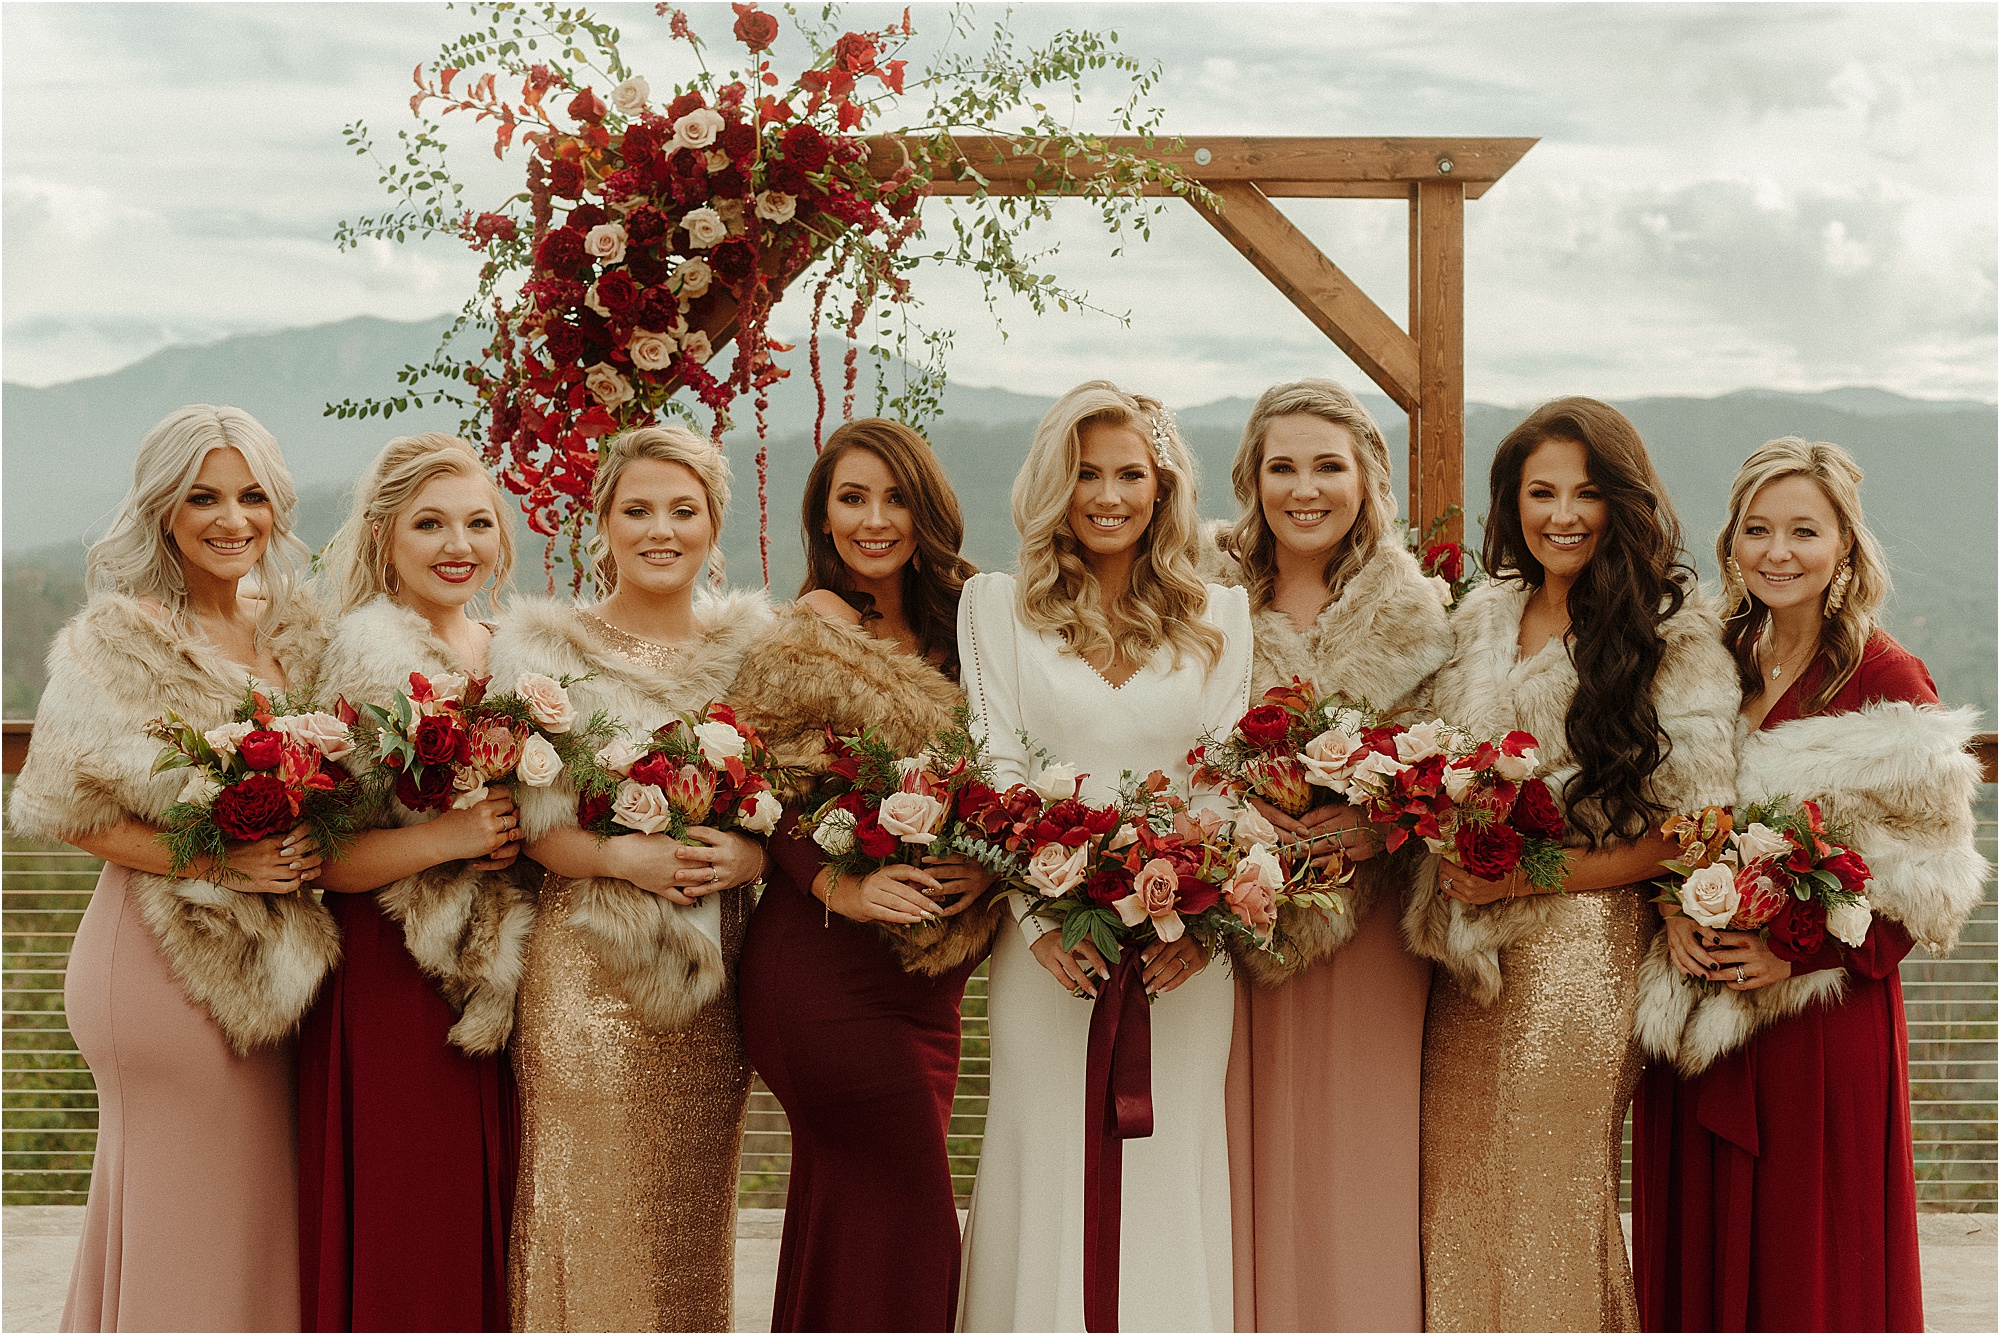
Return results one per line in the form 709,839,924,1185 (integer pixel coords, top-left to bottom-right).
1147,408,1178,467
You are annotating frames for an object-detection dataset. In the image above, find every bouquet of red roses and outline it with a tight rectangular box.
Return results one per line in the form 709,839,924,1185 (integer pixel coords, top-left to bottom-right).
1653,797,1873,981
147,687,363,879
569,702,786,841
1192,679,1409,818
1352,722,1571,891
793,713,1021,885
355,670,614,815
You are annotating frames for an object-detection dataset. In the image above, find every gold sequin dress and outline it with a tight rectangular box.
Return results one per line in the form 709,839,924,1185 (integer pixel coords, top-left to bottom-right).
494,601,771,1333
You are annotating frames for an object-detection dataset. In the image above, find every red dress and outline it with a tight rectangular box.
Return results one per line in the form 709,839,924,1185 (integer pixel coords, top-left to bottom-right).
1632,632,1935,1332
296,892,519,1331
737,816,981,1332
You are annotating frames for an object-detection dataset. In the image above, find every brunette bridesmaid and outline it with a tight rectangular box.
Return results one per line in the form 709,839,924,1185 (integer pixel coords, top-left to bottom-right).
729,418,1004,1331
1630,437,1987,1331
489,425,771,1330
1403,399,1739,1331
298,434,528,1330
11,405,333,1331
1202,381,1451,1332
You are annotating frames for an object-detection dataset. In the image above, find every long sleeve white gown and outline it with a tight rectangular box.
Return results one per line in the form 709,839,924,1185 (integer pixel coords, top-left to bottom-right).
955,571,1254,1332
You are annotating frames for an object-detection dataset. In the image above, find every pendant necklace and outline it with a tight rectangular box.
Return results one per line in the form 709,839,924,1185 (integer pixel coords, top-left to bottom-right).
1767,636,1818,681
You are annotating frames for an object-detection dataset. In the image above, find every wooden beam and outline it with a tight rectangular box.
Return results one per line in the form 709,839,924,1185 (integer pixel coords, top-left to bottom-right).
2,721,29,777
918,135,1536,199
1411,179,1466,541
1190,182,1420,411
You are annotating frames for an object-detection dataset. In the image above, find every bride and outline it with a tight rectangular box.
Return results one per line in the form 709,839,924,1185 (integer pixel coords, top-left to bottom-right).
956,380,1253,1331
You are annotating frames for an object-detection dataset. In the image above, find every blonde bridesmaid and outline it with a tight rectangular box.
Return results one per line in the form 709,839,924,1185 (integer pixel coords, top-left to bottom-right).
1403,398,1738,1331
489,426,771,1330
1204,380,1451,1332
12,405,332,1331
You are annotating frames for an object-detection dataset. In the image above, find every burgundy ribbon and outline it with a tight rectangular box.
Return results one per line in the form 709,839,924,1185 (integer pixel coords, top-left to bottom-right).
1082,950,1154,1333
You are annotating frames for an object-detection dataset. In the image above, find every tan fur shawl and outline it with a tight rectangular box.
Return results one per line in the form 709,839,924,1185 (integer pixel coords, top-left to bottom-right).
1200,524,1455,984
488,591,771,1033
1634,701,1988,1074
316,596,536,1055
725,608,1006,976
1401,578,1741,1004
9,592,340,1054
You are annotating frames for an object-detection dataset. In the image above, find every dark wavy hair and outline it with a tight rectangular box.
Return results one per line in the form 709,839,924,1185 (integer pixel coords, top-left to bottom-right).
799,418,977,678
1483,397,1692,846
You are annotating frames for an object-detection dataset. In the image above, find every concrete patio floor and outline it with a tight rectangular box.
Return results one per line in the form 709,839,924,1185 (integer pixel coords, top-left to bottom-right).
4,1206,1993,1331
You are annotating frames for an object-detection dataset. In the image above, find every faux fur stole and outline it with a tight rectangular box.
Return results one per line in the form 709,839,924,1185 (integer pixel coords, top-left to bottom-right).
1635,700,1989,1075
488,590,772,1033
8,592,338,1054
1201,525,1457,984
316,596,534,1054
1401,578,1741,1006
726,608,1005,977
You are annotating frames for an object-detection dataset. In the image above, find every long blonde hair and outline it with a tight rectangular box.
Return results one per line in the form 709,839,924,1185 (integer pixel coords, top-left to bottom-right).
587,425,731,596
85,404,311,641
1223,378,1398,609
1012,380,1224,673
1718,436,1889,715
320,433,516,615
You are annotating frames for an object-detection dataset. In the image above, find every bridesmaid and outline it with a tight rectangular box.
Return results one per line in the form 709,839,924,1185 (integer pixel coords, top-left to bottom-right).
1402,398,1739,1331
1203,380,1451,1332
488,425,771,1331
11,405,334,1331
299,433,528,1330
1631,437,1987,1331
730,418,1004,1331
957,380,1254,1331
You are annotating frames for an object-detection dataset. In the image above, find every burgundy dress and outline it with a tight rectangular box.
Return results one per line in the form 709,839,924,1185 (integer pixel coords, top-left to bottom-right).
296,892,519,1331
1632,633,1936,1332
738,815,980,1332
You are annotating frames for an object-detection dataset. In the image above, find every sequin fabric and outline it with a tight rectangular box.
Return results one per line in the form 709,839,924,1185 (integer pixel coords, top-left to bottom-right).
1419,887,1651,1333
507,613,752,1332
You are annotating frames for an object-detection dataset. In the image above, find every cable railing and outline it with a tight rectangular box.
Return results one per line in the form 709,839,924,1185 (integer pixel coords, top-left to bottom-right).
5,751,1996,1211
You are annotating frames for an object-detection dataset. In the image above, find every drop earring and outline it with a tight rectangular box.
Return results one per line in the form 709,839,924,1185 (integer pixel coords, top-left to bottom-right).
1823,559,1852,615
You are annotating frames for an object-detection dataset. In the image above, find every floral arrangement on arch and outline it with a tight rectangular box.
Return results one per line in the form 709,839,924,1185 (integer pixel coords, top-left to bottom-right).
1653,797,1874,987
333,2,1207,581
1402,506,1482,608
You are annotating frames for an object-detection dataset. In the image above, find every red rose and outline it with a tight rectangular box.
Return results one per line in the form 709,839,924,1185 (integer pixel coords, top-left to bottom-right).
767,158,809,196
708,164,751,199
632,286,679,331
396,764,455,814
1765,897,1827,962
1507,778,1565,842
547,158,585,199
780,123,830,172
625,205,669,248
832,32,878,73
708,237,756,284
852,811,897,859
621,121,665,162
732,2,779,51
718,121,757,161
628,752,677,790
537,226,587,275
1422,541,1465,583
212,773,295,842
578,790,613,830
567,87,607,123
594,268,639,314
1454,820,1524,881
1821,849,1872,895
1083,867,1127,907
237,729,285,771
1237,704,1292,751
567,202,610,233
413,714,470,767
667,90,708,122
541,320,585,366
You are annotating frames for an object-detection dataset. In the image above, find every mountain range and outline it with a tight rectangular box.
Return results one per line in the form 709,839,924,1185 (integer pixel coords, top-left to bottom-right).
5,315,1993,719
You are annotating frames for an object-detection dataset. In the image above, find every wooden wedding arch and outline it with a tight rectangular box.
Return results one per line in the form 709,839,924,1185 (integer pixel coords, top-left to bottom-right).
674,134,1538,544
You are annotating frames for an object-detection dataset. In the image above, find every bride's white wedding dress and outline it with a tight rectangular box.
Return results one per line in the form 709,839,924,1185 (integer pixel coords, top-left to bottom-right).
955,571,1253,1332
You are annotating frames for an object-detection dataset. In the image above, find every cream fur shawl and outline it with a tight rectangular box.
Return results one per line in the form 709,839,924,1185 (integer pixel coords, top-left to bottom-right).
1401,578,1741,1004
1199,524,1455,984
488,591,771,1033
316,596,535,1055
725,607,1007,977
9,592,340,1053
1634,700,1988,1074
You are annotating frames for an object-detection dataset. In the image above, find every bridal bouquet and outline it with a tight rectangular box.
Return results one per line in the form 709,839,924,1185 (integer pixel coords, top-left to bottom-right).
794,714,1019,885
1191,678,1408,817
570,702,786,840
147,687,363,879
1367,723,1571,891
1653,797,1874,974
355,670,613,814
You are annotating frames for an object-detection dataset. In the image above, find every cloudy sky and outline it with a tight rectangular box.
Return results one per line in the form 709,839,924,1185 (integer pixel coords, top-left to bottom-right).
3,1,1994,406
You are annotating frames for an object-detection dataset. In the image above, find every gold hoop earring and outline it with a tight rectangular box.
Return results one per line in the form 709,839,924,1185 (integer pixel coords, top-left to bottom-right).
1823,559,1852,615
383,562,401,595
